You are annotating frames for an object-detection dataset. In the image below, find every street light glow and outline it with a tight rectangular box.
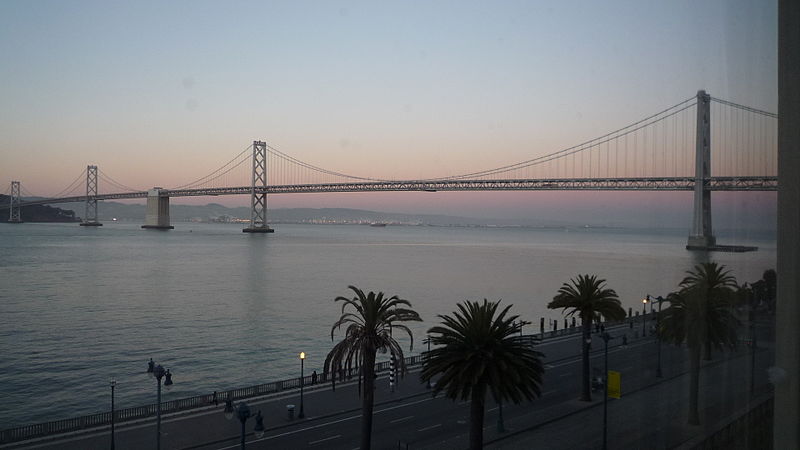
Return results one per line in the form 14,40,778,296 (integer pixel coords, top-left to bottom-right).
300,352,306,360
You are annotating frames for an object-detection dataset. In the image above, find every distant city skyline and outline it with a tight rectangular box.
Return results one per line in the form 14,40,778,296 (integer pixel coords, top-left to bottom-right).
0,1,778,221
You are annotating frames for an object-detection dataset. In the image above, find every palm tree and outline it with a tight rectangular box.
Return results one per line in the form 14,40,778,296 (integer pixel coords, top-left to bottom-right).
420,300,544,450
324,285,421,450
659,262,740,425
547,274,626,402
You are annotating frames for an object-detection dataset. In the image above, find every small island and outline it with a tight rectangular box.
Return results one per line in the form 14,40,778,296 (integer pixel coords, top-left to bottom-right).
0,195,80,223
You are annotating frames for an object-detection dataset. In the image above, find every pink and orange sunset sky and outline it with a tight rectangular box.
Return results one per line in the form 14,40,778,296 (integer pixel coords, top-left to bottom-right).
0,1,778,228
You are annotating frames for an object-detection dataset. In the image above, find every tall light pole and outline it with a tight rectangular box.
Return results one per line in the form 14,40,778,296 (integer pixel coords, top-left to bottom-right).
110,378,116,450
656,296,664,378
750,306,757,395
225,400,265,449
299,352,306,419
496,398,505,433
600,332,617,450
642,295,649,336
424,335,432,389
147,360,173,450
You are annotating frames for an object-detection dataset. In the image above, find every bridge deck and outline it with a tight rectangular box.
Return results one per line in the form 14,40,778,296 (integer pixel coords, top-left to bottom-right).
7,176,779,207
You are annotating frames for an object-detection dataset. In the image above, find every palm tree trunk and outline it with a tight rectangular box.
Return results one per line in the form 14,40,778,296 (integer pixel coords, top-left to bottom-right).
469,383,486,450
703,340,712,361
688,344,701,425
361,349,376,450
580,316,592,402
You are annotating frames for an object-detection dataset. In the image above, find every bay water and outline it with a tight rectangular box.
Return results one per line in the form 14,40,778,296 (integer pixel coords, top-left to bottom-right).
0,222,775,428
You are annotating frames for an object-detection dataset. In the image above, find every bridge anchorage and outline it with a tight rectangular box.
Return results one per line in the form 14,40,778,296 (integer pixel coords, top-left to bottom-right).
141,188,174,230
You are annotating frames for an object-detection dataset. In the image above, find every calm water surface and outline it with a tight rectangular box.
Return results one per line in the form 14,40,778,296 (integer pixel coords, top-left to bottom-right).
0,222,775,428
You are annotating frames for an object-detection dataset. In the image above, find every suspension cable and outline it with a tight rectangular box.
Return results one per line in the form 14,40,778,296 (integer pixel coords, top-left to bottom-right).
426,96,698,180
49,169,87,198
98,169,142,192
710,97,777,119
170,144,253,189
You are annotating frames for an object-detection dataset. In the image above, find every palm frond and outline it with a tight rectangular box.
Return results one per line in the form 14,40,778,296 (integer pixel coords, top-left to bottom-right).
421,299,544,405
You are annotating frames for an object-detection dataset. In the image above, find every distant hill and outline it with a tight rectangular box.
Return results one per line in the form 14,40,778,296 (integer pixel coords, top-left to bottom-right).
0,195,79,222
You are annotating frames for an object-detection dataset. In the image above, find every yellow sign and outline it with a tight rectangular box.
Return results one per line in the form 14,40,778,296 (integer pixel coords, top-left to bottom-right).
607,371,621,399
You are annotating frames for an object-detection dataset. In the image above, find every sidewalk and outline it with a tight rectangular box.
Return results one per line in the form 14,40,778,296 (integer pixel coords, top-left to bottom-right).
485,346,774,449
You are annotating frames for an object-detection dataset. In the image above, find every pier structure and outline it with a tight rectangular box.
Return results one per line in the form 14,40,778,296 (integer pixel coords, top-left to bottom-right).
141,188,174,230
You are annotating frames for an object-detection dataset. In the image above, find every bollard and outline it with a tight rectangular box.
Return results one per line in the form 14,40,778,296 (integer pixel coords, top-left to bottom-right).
287,404,295,421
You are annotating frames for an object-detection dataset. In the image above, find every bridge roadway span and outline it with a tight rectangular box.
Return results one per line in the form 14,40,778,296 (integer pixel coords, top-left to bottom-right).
9,320,773,450
14,176,778,208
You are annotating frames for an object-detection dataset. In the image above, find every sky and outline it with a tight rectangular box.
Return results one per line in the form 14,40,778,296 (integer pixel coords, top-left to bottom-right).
0,0,778,227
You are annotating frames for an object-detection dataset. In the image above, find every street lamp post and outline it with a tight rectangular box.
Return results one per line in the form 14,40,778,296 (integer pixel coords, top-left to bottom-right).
299,352,306,419
642,295,649,336
750,307,757,395
656,296,664,378
600,332,616,450
110,378,116,450
496,398,505,433
147,360,173,450
424,335,432,389
225,400,265,449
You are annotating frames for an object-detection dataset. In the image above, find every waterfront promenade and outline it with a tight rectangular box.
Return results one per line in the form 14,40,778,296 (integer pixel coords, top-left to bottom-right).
4,319,773,449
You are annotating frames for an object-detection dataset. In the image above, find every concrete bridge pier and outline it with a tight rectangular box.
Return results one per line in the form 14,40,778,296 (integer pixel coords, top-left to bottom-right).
141,188,174,230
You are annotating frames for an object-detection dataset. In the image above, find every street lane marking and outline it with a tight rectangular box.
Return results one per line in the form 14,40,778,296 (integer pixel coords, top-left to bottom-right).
550,340,652,369
542,390,557,396
559,372,571,377
391,415,414,424
621,365,635,371
217,396,437,448
488,406,498,412
418,423,442,432
309,434,341,446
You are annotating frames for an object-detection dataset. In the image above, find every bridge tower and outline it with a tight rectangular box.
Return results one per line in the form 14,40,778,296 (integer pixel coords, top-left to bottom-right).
79,165,103,227
8,181,23,223
686,90,716,250
243,140,274,233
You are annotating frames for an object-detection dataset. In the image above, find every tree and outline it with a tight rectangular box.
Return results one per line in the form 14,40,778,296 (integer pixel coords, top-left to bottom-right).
762,269,777,312
324,286,421,450
420,300,544,450
659,262,740,425
547,274,626,401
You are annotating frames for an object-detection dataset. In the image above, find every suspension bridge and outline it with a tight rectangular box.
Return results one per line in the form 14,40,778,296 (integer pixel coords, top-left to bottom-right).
3,90,777,250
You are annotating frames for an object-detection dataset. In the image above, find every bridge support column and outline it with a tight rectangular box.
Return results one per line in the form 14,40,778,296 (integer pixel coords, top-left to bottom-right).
7,181,23,223
686,90,716,250
243,140,274,233
79,165,103,227
141,188,174,230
